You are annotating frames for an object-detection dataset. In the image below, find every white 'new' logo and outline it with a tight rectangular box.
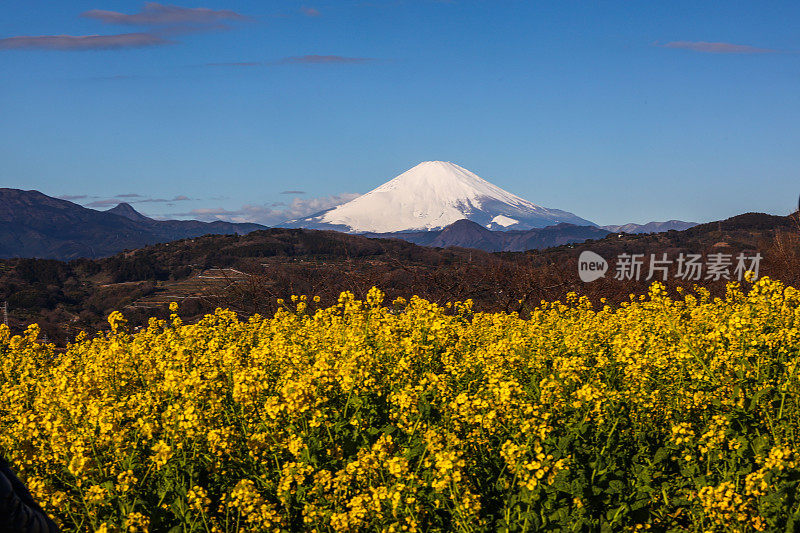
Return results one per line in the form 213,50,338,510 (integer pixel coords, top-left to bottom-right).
578,251,608,282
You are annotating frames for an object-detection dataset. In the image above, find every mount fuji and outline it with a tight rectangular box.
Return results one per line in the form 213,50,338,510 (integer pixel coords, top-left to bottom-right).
285,161,595,233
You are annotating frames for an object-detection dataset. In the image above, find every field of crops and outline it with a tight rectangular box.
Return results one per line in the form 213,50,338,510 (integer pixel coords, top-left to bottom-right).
1,277,799,532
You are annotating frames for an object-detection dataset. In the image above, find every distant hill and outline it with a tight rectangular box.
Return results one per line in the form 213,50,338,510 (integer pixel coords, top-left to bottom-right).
0,189,265,259
106,202,154,223
365,219,610,252
0,210,797,345
602,220,698,234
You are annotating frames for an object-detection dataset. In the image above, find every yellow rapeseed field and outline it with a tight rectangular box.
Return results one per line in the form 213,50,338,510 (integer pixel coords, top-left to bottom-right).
1,277,799,532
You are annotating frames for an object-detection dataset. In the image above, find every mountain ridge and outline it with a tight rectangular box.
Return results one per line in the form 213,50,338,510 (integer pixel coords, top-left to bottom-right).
106,202,154,223
0,189,266,259
601,220,698,234
364,219,611,252
0,187,718,258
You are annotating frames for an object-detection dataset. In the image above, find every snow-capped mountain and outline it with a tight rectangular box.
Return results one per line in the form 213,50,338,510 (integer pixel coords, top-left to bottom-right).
285,161,595,233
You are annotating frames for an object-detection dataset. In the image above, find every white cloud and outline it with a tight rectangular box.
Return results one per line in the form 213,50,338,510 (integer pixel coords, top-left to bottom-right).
164,193,361,225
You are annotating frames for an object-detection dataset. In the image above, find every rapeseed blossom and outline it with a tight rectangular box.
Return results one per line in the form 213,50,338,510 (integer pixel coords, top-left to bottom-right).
0,278,799,531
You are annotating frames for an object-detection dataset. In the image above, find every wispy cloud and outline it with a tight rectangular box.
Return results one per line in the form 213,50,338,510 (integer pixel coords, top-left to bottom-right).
301,7,321,17
87,199,132,207
82,3,249,26
204,55,377,67
279,55,375,64
85,74,141,81
355,0,405,7
136,195,192,204
85,195,191,207
0,33,172,51
165,193,361,225
205,61,261,67
281,190,306,194
1,3,249,52
58,194,90,201
659,41,778,54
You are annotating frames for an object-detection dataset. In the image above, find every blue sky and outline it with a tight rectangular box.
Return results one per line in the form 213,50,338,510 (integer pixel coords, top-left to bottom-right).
1,1,798,226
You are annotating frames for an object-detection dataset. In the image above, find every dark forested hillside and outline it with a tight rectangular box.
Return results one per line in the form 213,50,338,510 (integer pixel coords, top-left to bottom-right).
1,212,798,345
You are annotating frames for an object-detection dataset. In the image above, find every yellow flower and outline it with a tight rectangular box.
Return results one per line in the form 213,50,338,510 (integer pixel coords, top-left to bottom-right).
2,280,800,531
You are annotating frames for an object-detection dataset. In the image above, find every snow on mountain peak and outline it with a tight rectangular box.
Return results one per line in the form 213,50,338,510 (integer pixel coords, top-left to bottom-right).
291,161,595,233
368,161,535,210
